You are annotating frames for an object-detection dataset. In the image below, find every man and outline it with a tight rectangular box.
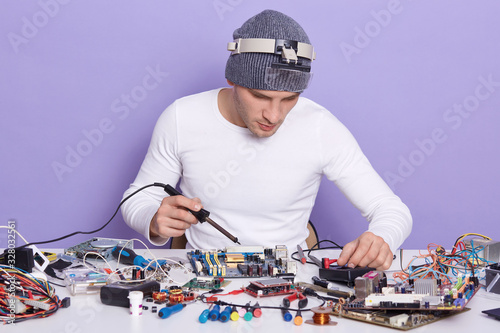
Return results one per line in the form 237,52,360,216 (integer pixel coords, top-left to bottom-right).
121,10,412,270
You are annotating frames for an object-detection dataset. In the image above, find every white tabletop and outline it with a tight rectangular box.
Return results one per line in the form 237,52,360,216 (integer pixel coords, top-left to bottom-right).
3,248,500,332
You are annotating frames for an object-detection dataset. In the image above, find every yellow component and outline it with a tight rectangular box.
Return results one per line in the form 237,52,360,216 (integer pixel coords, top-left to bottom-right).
205,252,214,276
42,252,57,262
452,277,463,296
225,254,245,263
212,252,221,276
213,252,220,266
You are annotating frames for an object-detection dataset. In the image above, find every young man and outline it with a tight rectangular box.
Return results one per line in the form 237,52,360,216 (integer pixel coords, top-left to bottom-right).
121,10,412,270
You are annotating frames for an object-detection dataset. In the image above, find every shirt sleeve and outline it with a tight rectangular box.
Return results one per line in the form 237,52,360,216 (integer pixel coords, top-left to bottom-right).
319,112,412,254
120,101,183,246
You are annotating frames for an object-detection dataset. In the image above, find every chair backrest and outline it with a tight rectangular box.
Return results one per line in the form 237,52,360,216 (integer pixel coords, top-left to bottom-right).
170,233,188,249
306,220,319,249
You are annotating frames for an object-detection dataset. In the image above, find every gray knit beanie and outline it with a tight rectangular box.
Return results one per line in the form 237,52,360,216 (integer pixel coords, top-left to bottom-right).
225,10,313,92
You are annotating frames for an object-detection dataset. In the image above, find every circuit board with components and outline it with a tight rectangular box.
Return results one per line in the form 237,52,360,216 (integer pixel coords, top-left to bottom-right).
187,245,296,278
63,237,133,261
182,277,231,290
331,271,481,330
244,278,296,297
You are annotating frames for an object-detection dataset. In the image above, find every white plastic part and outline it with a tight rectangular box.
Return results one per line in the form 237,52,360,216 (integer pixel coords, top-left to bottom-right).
128,291,143,316
27,245,49,272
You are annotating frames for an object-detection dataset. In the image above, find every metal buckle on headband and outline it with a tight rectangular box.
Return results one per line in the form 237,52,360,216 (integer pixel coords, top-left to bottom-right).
228,38,315,61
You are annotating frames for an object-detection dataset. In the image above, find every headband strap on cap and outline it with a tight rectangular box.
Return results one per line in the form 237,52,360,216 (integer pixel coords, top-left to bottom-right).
225,10,315,92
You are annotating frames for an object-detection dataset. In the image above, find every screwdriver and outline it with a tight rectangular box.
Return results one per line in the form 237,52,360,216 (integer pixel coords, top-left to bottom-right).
158,303,185,319
155,183,241,245
111,246,147,267
111,246,166,269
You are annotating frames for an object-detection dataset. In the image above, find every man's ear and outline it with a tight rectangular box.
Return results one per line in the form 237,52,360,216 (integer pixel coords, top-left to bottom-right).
227,79,235,87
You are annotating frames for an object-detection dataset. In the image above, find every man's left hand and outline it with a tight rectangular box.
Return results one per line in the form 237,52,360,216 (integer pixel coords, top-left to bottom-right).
336,231,393,270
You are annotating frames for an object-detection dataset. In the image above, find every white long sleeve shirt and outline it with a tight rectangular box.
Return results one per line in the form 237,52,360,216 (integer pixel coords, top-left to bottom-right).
121,88,412,253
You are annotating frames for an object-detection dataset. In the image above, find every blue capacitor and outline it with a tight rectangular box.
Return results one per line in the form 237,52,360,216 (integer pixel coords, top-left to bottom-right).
209,304,221,321
281,308,292,322
199,309,209,323
219,306,232,323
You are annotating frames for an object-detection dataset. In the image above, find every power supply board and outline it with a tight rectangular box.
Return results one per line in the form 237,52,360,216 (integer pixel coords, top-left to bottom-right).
187,245,296,278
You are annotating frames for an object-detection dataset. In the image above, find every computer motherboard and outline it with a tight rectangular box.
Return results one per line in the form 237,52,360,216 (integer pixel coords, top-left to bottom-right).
330,271,480,330
187,245,296,278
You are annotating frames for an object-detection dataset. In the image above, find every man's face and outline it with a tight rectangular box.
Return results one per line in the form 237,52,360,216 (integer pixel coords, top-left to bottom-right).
231,84,300,138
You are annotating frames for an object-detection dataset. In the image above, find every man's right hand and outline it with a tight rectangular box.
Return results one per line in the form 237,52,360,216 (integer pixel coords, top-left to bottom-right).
149,195,203,239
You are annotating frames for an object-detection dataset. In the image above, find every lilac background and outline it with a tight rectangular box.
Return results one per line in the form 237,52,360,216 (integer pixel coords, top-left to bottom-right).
1,0,499,250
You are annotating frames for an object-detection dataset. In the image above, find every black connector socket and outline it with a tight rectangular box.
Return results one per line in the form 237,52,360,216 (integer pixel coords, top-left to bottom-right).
1,247,35,272
61,297,71,308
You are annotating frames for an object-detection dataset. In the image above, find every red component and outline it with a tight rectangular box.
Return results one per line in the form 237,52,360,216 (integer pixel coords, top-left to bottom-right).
322,258,337,269
184,291,197,301
283,292,308,308
206,296,218,302
152,291,167,302
252,306,262,318
169,288,184,304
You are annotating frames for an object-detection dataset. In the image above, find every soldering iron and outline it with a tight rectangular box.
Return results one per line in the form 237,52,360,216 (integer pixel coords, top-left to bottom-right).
155,183,241,245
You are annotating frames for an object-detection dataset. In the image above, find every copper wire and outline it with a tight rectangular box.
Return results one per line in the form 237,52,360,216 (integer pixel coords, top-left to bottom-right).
312,312,331,325
310,306,333,325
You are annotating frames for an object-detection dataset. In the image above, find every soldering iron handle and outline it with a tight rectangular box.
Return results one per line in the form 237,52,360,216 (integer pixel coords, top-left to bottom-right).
162,184,210,223
155,182,240,245
312,276,329,289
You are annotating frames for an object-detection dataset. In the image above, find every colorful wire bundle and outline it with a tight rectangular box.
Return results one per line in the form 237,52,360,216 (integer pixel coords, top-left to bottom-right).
394,233,493,284
0,265,62,324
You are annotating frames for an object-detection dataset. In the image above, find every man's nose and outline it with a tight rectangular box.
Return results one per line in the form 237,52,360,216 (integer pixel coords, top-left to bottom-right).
262,101,281,123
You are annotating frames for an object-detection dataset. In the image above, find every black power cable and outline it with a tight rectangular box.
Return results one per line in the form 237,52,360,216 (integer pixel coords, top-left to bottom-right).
20,183,160,248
